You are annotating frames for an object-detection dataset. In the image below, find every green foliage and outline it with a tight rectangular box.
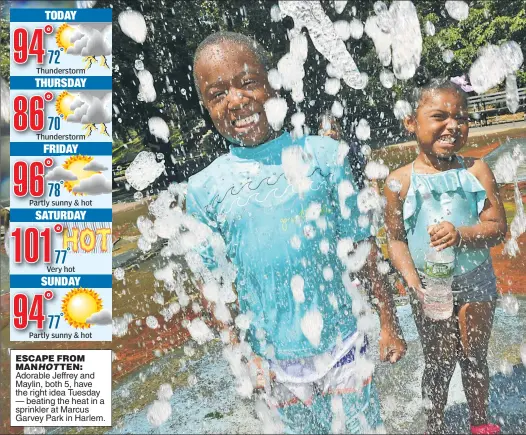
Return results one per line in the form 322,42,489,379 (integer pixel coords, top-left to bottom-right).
421,1,526,86
99,0,525,164
0,19,9,81
1,1,524,170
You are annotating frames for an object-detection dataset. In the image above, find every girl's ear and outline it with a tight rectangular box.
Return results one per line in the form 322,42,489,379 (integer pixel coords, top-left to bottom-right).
403,115,417,134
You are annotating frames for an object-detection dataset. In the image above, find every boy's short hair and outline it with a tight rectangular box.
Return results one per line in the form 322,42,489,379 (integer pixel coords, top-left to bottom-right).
192,31,272,102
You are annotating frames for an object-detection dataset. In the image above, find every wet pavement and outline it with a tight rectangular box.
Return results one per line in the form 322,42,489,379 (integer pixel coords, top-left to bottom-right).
102,300,526,434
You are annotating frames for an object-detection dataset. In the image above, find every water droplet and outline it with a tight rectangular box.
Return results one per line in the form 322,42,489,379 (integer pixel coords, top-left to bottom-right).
113,267,125,280
424,21,435,36
500,294,519,316
442,49,454,63
387,179,402,193
187,374,198,386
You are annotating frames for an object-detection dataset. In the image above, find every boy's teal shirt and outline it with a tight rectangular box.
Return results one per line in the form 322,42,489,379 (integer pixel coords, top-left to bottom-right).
186,132,370,360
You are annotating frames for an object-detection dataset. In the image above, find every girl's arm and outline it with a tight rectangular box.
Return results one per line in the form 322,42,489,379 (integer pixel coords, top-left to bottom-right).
430,160,507,250
384,170,422,290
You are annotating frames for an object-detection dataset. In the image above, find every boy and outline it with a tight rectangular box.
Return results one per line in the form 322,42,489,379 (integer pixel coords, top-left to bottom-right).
187,31,405,433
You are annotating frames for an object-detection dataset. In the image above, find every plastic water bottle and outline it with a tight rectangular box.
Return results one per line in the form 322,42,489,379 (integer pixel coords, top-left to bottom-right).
422,247,455,320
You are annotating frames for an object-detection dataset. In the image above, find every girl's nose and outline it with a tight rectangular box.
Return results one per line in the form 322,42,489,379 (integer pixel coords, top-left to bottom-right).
446,117,459,131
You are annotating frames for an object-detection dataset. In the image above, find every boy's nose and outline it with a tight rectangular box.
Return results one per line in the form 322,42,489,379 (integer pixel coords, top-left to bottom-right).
227,87,249,110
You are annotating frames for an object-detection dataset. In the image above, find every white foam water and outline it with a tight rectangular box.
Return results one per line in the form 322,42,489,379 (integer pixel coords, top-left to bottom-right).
118,10,147,43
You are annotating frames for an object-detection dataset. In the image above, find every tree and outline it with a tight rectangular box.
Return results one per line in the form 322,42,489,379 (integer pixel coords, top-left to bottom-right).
0,18,9,81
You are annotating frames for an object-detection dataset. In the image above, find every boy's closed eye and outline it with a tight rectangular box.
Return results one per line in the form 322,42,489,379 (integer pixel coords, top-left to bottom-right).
209,89,227,101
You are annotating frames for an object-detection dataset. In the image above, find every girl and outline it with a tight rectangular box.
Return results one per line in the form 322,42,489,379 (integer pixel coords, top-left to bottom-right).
384,78,507,435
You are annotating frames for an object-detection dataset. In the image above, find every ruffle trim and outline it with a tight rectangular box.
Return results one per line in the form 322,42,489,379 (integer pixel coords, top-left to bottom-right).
403,169,487,229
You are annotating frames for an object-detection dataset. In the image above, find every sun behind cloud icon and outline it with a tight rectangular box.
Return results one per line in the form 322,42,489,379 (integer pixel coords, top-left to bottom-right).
55,23,76,51
55,91,76,120
62,155,100,195
61,288,103,329
58,91,111,137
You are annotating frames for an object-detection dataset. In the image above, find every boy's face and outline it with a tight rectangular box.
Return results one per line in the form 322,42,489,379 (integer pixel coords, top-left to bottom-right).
405,89,469,159
195,40,275,146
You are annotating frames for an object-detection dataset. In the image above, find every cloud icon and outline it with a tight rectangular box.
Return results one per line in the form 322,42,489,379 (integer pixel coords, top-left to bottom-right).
72,173,112,195
46,166,78,181
83,160,109,171
66,91,112,125
66,23,112,57
86,309,112,325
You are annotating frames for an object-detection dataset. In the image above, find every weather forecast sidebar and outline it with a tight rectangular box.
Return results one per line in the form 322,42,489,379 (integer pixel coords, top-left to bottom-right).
9,8,113,343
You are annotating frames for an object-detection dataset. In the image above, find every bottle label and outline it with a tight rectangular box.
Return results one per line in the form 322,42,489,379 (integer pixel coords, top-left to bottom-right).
424,261,454,278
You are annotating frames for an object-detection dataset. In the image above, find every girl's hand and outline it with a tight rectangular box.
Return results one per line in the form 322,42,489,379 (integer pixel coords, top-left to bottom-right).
428,221,460,251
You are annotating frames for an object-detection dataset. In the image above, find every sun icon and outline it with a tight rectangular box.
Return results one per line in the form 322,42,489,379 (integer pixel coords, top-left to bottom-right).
55,23,76,51
61,288,103,329
62,155,100,195
55,91,77,120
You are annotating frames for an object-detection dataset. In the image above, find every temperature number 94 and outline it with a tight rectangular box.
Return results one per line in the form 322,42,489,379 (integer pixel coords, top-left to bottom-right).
13,291,56,330
12,26,53,64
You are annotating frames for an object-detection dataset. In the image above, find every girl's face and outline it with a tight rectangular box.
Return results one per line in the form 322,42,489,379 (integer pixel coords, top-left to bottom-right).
405,88,469,159
194,40,275,146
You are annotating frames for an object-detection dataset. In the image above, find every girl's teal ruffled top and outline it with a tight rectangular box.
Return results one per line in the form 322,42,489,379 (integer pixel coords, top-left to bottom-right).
403,156,489,276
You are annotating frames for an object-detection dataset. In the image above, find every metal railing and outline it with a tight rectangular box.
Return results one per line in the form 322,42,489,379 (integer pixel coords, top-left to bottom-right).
467,87,526,125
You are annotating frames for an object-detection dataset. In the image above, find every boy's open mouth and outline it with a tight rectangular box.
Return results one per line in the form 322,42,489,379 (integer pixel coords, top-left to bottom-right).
232,113,260,132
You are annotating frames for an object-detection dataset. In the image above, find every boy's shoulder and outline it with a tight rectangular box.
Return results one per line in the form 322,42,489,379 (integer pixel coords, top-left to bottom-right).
188,153,234,191
304,134,339,152
303,134,342,168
